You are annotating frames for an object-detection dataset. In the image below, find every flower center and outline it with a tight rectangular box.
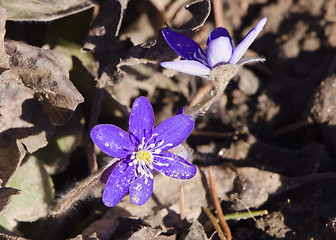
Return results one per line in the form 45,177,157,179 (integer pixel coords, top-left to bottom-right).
135,150,153,164
129,135,173,183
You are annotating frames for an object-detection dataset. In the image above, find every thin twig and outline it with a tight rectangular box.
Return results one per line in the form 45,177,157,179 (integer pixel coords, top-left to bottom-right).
179,185,185,220
235,197,257,222
273,119,312,137
203,207,226,240
212,0,225,28
208,167,232,240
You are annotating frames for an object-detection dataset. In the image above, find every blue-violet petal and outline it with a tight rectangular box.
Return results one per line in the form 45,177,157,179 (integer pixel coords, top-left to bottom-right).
153,151,197,179
90,124,134,159
207,27,233,45
129,96,154,144
102,161,134,207
160,60,211,77
229,17,267,64
100,161,119,184
151,114,195,151
129,172,154,205
162,28,208,65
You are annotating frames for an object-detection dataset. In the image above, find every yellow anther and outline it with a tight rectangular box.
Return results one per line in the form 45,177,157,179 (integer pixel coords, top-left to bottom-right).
136,150,153,164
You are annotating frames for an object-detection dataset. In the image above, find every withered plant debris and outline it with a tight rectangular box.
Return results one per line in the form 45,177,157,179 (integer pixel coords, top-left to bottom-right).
1,0,336,239
123,0,211,62
83,0,132,80
5,40,84,126
0,7,82,192
176,0,211,31
0,0,96,22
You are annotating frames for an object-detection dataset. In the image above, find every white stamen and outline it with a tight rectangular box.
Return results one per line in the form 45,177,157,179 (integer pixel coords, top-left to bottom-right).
153,149,161,154
156,140,165,147
148,143,156,148
160,143,173,149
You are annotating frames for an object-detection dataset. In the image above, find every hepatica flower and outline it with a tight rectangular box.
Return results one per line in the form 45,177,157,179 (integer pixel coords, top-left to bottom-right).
160,17,267,78
90,96,196,207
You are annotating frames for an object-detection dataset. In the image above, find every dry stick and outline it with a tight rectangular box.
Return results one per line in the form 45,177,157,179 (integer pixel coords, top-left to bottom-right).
212,0,225,28
208,167,232,240
273,119,312,137
87,87,104,172
179,185,186,220
203,207,226,240
235,197,257,222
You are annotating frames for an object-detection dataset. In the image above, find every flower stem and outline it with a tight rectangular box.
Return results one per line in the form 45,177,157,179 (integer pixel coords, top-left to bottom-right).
48,168,104,217
184,64,238,118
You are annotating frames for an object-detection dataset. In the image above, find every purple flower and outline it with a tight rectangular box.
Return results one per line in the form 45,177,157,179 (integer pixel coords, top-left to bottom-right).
90,96,196,207
160,17,267,78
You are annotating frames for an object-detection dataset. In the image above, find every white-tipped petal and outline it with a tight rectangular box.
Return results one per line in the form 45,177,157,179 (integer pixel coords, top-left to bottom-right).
207,36,233,68
230,17,267,64
161,60,211,77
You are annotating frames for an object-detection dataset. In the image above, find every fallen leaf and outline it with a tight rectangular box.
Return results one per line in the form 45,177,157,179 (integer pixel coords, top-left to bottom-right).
179,0,211,31
0,70,54,184
5,40,84,126
83,0,129,52
0,156,54,230
0,0,95,22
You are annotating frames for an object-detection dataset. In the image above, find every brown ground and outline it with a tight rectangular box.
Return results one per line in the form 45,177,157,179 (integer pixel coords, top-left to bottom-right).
1,0,336,239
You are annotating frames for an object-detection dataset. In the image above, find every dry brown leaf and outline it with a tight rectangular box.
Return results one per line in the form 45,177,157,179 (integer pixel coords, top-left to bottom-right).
83,0,129,52
179,0,211,31
91,0,211,85
83,0,133,84
1,0,95,22
120,0,211,63
0,70,54,183
5,40,84,126
0,10,83,184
